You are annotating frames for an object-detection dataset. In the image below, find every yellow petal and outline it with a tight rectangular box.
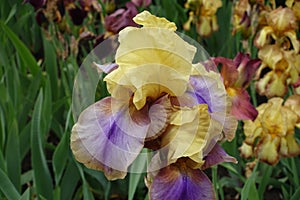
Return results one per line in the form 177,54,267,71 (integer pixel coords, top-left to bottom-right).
285,133,300,156
161,104,211,165
239,142,253,159
105,11,197,109
256,135,281,165
254,27,275,48
267,7,298,32
133,11,177,31
285,94,300,121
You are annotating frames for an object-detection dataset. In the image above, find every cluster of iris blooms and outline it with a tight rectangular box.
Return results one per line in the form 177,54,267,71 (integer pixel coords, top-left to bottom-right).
25,0,300,199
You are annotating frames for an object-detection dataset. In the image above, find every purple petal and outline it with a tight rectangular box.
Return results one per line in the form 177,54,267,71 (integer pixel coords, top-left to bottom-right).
71,97,150,180
93,62,119,74
231,89,258,120
150,163,216,200
234,53,261,88
213,57,239,87
104,2,138,34
185,75,227,114
201,143,237,170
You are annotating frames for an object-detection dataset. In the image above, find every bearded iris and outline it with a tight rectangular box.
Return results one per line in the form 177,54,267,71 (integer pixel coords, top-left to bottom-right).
184,0,222,37
71,11,237,199
254,7,300,97
213,53,260,120
240,95,300,165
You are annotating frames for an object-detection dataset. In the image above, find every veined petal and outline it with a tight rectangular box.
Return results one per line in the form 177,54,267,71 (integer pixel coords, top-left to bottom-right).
150,162,216,200
230,89,258,120
146,95,174,140
71,97,150,180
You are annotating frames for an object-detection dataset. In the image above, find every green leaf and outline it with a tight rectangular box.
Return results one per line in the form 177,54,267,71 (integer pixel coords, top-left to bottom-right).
0,168,20,200
258,164,272,199
76,162,95,200
43,35,59,99
60,159,80,200
5,118,21,192
0,20,40,76
31,90,53,199
290,187,300,200
52,131,69,185
128,151,147,200
18,188,30,200
0,150,5,171
4,4,17,24
21,170,33,186
241,162,260,200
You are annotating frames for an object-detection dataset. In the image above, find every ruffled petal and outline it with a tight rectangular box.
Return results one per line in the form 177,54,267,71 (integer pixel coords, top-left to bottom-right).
105,11,197,110
133,10,176,30
150,162,216,200
161,104,211,165
71,97,150,180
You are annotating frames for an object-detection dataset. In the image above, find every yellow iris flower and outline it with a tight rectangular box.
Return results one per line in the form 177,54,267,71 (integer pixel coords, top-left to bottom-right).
254,7,300,97
241,96,300,165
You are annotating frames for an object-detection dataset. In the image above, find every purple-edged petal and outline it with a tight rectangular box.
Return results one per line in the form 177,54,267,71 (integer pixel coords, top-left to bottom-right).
231,89,258,120
150,163,216,200
233,53,261,88
71,97,150,180
201,143,237,170
93,62,119,74
104,2,138,34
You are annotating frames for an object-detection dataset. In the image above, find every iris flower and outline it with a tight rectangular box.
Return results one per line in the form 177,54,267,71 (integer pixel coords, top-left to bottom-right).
184,0,222,37
240,95,300,165
254,7,300,97
71,11,237,199
232,0,252,37
213,53,260,120
104,2,138,35
286,0,300,20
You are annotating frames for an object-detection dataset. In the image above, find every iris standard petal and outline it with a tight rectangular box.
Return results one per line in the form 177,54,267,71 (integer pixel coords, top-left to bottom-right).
105,11,196,110
71,97,150,180
150,162,215,200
